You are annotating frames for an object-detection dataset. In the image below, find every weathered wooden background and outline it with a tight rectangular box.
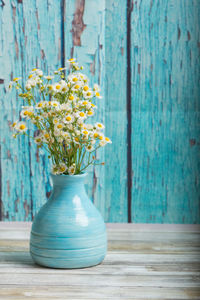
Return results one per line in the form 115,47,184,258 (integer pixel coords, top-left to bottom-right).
0,0,199,223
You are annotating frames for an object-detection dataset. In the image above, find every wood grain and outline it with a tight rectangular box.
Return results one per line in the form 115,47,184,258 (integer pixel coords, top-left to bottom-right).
0,223,200,299
0,0,199,223
130,0,200,223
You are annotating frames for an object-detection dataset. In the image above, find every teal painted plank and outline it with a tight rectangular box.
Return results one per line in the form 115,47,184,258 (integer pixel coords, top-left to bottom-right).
0,1,32,220
131,0,200,223
64,1,108,220
104,0,128,222
0,0,62,220
64,0,128,222
21,0,62,219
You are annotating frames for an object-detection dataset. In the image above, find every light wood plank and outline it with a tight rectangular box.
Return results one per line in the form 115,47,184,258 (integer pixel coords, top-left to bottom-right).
0,223,199,299
0,285,199,300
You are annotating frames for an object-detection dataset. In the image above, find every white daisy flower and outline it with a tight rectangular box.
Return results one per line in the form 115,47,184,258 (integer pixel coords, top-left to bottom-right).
104,137,112,144
60,103,71,111
55,123,64,131
25,83,32,91
68,94,76,102
35,102,45,109
93,83,100,92
71,82,82,92
36,69,43,77
87,109,94,117
11,121,18,129
99,140,107,147
34,134,43,145
57,67,67,72
44,75,54,80
62,131,70,140
94,91,102,99
15,122,27,133
73,136,80,145
83,90,93,99
84,124,93,130
63,115,74,124
52,164,60,175
60,80,69,94
99,136,112,147
76,111,87,120
68,164,76,175
53,118,59,125
51,101,60,109
58,163,67,174
82,129,89,137
53,83,62,93
67,58,76,64
20,107,34,119
13,77,22,82
86,145,94,152
95,122,105,130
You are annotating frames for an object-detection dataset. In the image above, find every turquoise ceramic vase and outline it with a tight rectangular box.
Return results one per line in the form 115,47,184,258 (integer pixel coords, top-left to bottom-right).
30,173,107,268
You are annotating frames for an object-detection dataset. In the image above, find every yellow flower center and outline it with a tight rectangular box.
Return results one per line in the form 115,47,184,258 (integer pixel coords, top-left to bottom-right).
99,136,103,140
83,130,88,135
74,85,80,89
72,78,78,82
12,122,16,127
75,137,79,142
66,116,72,121
82,101,88,105
57,124,62,129
83,86,89,91
96,92,100,97
94,133,99,138
88,111,93,116
38,103,43,107
87,92,92,96
56,85,61,90
58,67,63,71
62,87,67,92
105,137,110,142
53,103,58,106
48,85,53,90
79,112,85,117
69,95,74,100
19,124,26,130
24,111,29,115
13,78,19,82
44,134,49,139
60,166,66,172
32,68,37,71
28,74,33,79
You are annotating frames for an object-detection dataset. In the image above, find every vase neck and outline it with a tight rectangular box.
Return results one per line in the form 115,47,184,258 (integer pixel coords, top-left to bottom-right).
50,173,87,190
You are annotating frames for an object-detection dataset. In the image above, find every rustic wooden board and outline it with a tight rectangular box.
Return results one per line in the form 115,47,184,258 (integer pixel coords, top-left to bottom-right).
0,223,200,299
0,0,61,221
0,0,200,223
130,0,200,223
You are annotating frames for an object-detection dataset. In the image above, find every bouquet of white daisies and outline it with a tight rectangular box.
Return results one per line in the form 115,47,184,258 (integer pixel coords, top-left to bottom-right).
9,58,112,175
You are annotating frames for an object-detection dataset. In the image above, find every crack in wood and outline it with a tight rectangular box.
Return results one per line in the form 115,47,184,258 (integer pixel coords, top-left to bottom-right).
71,0,86,46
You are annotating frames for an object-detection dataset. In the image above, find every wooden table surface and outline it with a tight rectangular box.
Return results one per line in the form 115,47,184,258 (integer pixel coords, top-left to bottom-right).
0,223,200,300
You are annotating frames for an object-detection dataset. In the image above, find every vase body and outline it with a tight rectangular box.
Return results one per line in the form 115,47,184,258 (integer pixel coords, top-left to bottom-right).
30,173,107,268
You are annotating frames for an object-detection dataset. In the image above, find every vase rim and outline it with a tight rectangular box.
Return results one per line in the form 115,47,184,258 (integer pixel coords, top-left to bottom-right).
50,172,87,178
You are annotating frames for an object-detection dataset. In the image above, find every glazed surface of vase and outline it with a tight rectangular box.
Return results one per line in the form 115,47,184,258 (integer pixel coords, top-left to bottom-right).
30,173,107,268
